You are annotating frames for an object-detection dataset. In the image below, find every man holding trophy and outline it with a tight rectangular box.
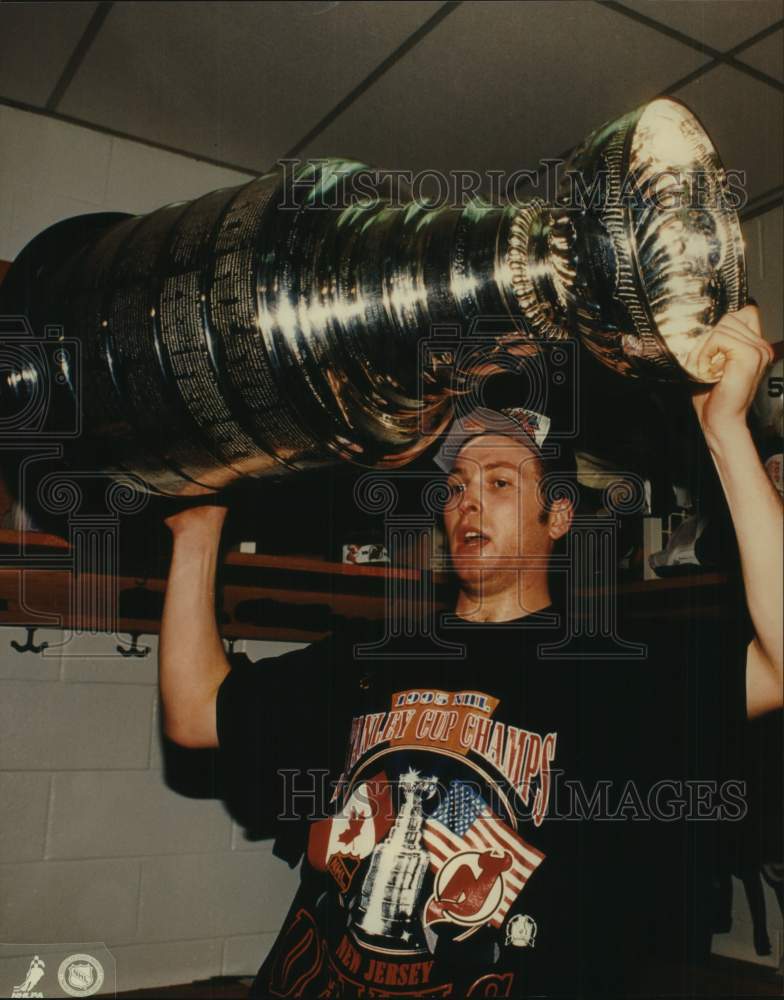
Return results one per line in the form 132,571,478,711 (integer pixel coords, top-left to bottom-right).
2,97,781,996
158,301,780,998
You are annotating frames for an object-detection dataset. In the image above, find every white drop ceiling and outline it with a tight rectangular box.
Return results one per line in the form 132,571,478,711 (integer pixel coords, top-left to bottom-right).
0,0,781,213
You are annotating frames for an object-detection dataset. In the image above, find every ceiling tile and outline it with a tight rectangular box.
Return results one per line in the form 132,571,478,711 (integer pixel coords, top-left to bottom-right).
617,1,783,53
58,0,442,171
737,27,784,82
299,0,708,181
0,2,98,106
675,64,783,200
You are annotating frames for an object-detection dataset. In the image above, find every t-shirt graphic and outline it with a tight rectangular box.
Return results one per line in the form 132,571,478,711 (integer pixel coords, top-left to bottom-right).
288,684,554,996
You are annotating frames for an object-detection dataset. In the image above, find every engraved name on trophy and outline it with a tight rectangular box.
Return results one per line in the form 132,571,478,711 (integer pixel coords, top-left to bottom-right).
1,97,745,494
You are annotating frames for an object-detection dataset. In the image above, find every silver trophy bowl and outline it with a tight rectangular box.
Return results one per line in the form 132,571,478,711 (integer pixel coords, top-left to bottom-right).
512,97,746,378
0,97,746,494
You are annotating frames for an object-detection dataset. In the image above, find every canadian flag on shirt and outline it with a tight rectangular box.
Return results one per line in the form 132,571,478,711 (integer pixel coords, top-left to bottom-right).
307,772,394,871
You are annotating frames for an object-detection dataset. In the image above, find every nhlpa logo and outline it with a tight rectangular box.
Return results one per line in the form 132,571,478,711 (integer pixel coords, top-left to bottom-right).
11,955,45,998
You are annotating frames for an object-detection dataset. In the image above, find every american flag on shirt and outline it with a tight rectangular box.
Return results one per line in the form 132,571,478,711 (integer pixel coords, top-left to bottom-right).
423,780,545,928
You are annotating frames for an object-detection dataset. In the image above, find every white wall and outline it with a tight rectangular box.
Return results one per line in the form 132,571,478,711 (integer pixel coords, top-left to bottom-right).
0,105,300,996
0,104,254,262
743,205,784,346
0,627,305,995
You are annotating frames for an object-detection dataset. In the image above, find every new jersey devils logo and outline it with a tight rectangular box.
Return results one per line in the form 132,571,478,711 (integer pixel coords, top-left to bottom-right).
424,849,512,930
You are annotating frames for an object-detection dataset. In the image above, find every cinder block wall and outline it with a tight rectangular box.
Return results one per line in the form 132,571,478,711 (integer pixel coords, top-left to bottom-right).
0,627,305,993
0,105,302,994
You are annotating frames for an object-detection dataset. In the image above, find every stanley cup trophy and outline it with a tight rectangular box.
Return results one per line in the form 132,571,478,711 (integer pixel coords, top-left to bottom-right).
0,97,746,495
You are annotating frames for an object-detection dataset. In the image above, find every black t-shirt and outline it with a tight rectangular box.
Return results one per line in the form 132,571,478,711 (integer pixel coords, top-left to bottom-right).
216,601,751,998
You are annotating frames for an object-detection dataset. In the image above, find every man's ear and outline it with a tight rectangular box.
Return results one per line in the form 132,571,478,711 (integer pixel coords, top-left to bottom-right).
547,497,574,541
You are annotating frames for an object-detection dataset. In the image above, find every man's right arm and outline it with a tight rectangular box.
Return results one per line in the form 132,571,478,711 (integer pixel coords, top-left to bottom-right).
159,503,231,748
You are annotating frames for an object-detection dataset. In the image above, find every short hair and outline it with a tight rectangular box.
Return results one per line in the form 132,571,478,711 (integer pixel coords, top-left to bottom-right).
434,406,577,524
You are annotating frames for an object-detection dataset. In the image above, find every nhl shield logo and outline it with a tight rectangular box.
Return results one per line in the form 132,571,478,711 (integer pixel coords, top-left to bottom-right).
58,954,104,997
68,963,94,990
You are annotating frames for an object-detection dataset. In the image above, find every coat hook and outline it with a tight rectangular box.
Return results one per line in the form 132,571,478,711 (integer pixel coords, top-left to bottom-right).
11,626,49,655
116,633,150,658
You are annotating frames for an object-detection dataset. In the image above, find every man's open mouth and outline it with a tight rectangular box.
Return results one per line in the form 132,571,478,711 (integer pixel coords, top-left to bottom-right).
461,529,490,549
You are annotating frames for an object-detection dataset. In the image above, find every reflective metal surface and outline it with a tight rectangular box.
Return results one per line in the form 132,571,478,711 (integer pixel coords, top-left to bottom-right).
509,98,747,379
0,98,746,493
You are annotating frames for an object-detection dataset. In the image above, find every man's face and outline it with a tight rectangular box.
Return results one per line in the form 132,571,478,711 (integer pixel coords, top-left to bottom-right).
443,434,553,591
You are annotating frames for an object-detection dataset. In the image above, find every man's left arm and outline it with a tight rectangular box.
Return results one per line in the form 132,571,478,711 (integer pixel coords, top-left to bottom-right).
690,305,783,719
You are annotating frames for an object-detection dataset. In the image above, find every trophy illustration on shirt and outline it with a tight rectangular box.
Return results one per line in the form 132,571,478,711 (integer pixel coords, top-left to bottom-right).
356,768,438,941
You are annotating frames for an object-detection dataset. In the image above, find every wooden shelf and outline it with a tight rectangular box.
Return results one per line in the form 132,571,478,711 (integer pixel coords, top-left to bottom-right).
0,529,436,640
224,549,418,578
0,568,337,642
0,527,69,550
0,529,731,640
